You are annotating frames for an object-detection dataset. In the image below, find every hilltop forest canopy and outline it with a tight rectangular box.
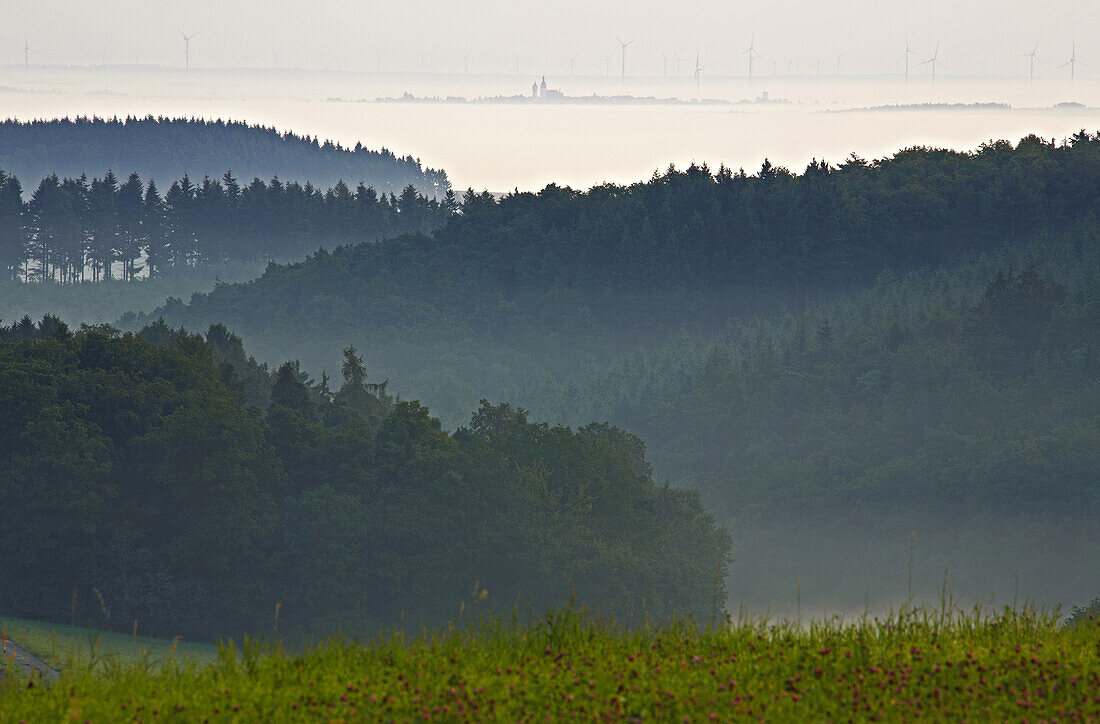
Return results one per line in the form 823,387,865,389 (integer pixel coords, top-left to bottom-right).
135,132,1100,426
0,117,449,198
0,167,455,282
0,316,730,641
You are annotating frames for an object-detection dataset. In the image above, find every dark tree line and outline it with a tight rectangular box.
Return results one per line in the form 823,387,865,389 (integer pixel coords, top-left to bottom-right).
137,132,1100,429
0,317,730,641
445,131,1100,292
0,168,457,282
0,116,450,198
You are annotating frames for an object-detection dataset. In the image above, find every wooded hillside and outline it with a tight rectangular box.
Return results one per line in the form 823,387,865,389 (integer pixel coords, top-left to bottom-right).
0,117,449,198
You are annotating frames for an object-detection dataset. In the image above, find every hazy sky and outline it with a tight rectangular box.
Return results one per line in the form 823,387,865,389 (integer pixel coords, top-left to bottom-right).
4,1,1096,78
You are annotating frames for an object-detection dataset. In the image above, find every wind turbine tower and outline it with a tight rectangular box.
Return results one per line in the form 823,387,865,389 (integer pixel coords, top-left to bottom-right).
617,37,634,83
177,29,200,71
568,56,576,75
921,42,943,85
835,52,843,76
745,34,760,82
23,37,29,76
673,51,682,76
903,38,918,85
1061,43,1083,85
1022,44,1041,83
693,52,703,99
462,53,470,75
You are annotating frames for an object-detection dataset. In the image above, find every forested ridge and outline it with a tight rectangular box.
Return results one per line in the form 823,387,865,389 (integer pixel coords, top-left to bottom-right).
0,117,449,198
0,317,730,640
0,167,454,282
134,133,1100,426
6,132,1099,623
116,133,1100,612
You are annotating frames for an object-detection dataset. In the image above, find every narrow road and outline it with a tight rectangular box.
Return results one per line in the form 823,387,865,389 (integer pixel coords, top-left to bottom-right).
0,637,60,684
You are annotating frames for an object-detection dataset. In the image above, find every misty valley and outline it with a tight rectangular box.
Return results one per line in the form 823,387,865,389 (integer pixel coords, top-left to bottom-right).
1,55,1099,721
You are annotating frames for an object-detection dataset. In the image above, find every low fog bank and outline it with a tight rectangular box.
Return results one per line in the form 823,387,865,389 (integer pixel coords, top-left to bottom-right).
2,65,1099,192
0,260,266,328
727,512,1099,620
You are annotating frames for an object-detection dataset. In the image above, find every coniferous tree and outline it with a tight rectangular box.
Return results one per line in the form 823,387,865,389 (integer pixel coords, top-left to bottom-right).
271,361,315,420
0,172,25,281
142,179,168,278
117,172,145,281
87,171,119,281
55,176,87,282
26,175,65,282
337,346,392,426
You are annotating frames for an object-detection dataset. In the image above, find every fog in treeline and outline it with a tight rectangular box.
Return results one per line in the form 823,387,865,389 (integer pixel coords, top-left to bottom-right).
0,165,452,283
105,132,1096,617
0,89,1098,638
131,132,1100,411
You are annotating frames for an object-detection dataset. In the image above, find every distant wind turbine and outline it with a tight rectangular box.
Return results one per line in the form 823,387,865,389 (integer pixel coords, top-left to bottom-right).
1061,42,1085,85
568,56,576,75
462,52,470,75
745,34,760,82
513,50,520,75
902,37,918,85
23,37,30,76
605,52,614,76
1020,43,1038,82
693,52,703,98
921,41,944,85
177,28,200,71
617,37,634,82
662,54,668,76
834,52,844,76
673,51,682,76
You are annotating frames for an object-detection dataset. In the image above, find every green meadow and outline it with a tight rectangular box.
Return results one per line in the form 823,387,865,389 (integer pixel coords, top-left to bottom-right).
1,606,1097,721
0,616,218,673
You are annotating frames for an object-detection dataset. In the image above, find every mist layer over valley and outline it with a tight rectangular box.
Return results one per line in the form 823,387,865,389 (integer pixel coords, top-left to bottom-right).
2,63,1098,193
97,135,1099,617
1,2,1099,657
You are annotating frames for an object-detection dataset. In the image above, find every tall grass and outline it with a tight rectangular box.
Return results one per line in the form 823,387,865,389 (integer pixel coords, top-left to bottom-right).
1,602,1097,720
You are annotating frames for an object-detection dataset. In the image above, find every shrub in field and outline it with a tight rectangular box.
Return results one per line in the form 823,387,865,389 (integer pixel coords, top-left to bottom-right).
1066,597,1100,629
